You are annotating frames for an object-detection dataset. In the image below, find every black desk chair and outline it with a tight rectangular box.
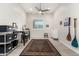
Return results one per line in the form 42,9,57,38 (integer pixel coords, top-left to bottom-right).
21,28,30,46
25,28,30,40
21,31,26,46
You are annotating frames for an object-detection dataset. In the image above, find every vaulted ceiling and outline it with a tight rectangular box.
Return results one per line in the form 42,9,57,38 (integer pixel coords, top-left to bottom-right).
18,3,62,14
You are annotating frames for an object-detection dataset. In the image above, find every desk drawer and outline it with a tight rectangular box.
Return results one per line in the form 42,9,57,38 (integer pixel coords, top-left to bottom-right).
0,26,13,32
6,43,13,53
0,45,4,54
12,40,18,48
6,34,13,42
13,34,17,39
0,35,4,43
0,43,13,54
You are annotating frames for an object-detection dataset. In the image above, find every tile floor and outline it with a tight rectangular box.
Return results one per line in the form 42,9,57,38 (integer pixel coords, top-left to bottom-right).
8,38,79,56
49,39,79,56
8,39,31,56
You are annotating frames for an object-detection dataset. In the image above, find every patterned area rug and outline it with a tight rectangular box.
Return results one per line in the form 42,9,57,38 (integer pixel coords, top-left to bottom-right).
20,39,61,56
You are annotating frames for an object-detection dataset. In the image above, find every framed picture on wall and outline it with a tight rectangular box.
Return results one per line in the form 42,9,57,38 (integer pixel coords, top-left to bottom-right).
60,21,62,25
64,17,70,26
46,24,49,28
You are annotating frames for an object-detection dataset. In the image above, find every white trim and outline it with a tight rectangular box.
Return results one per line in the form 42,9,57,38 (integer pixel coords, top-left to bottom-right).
59,40,79,54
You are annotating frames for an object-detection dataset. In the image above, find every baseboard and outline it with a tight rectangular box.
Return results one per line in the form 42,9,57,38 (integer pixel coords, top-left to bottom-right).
51,37,58,40
59,40,79,54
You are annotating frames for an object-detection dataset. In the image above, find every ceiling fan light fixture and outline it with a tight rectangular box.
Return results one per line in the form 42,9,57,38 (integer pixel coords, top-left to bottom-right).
29,8,33,11
47,8,51,10
39,11,42,14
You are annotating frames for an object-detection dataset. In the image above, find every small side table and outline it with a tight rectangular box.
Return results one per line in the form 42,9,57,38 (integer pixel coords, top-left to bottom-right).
44,33,48,38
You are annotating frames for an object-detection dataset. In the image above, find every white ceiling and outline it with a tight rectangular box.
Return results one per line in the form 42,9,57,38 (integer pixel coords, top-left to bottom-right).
18,3,62,14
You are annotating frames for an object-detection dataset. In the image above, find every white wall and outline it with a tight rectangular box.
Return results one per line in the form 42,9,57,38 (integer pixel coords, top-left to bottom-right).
0,3,26,31
25,4,69,40
26,13,54,38
58,3,79,54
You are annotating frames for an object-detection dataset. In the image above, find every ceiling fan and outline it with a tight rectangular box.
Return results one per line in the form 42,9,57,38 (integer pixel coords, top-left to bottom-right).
35,3,50,14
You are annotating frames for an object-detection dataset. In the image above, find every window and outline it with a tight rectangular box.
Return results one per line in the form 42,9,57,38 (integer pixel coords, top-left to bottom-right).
33,19,44,29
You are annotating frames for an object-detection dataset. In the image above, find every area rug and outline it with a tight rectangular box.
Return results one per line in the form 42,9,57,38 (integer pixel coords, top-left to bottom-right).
20,39,61,56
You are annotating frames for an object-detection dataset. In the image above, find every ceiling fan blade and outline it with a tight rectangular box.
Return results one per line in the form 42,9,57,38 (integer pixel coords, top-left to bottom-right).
35,7,39,11
35,7,41,11
35,3,50,13
41,9,49,12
